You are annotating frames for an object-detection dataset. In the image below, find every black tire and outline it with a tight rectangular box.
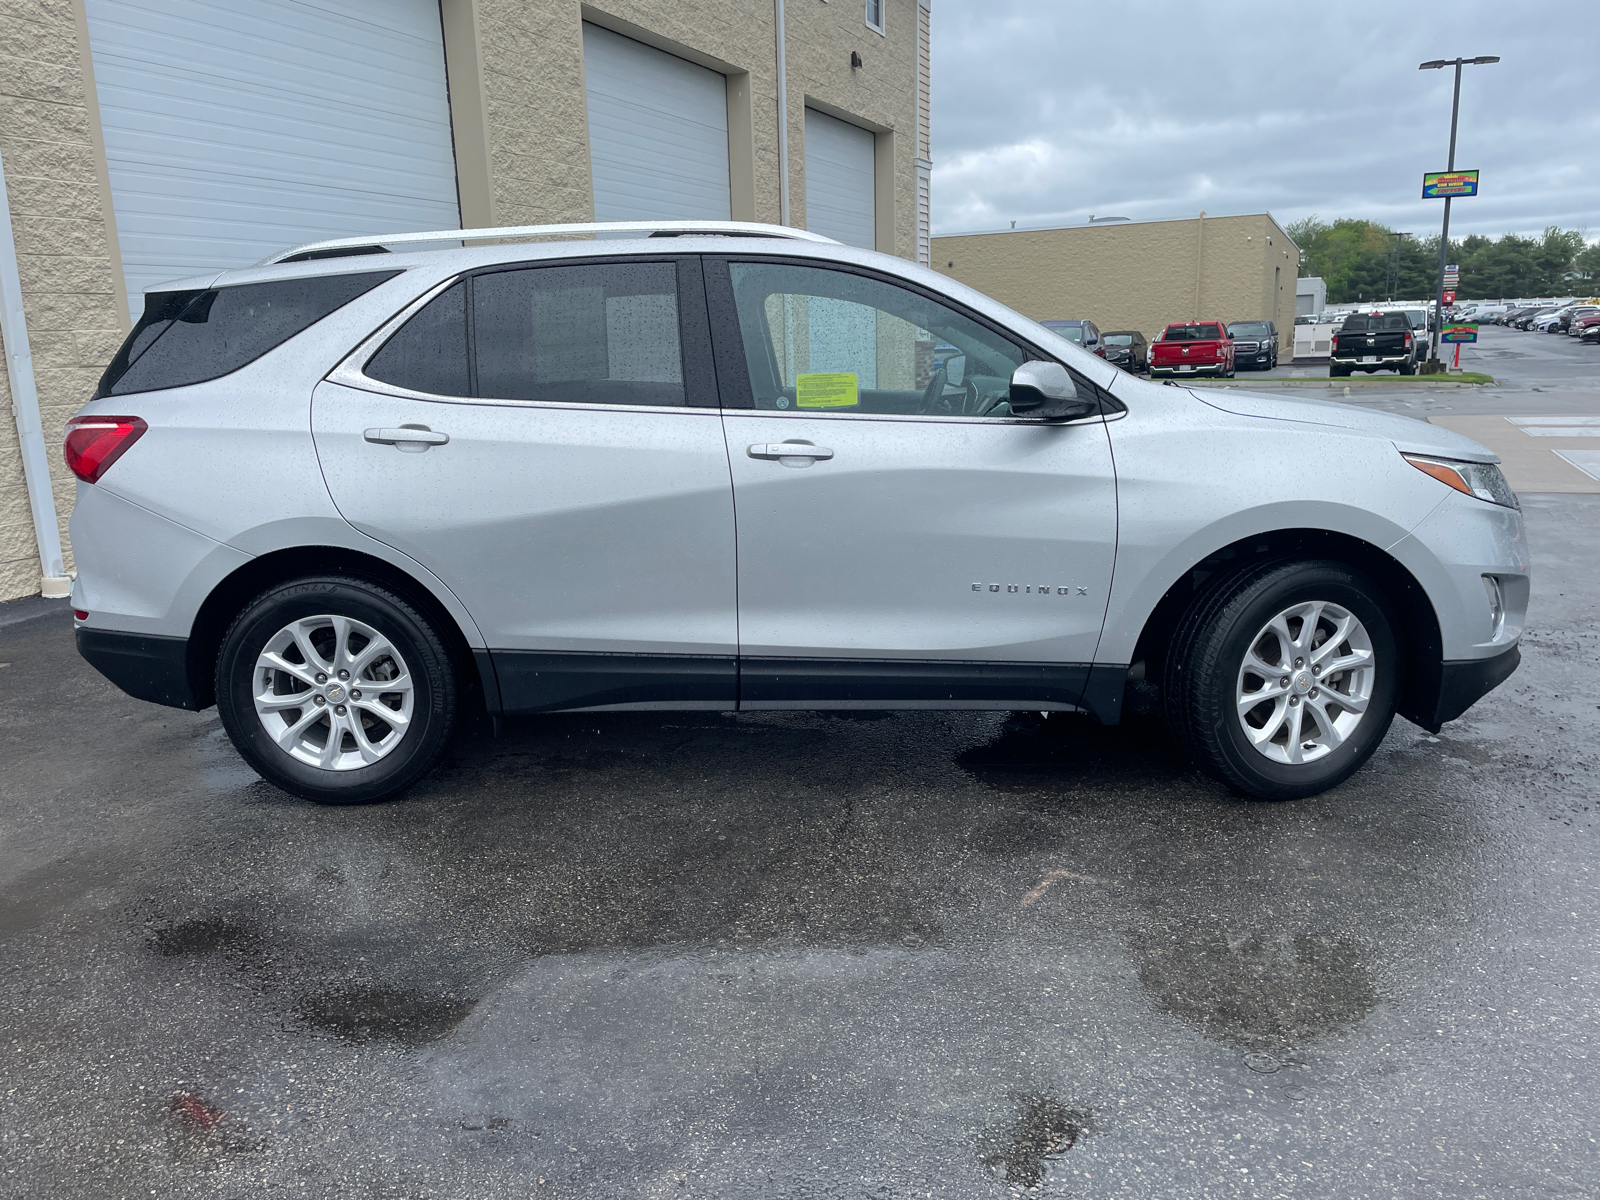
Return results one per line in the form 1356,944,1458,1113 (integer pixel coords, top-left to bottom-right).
1329,364,1349,378
216,576,459,804
1163,559,1398,800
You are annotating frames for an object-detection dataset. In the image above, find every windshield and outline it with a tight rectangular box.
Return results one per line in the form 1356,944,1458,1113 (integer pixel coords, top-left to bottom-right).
1163,324,1223,340
1103,333,1134,346
1228,323,1271,337
1341,314,1410,332
1044,324,1084,343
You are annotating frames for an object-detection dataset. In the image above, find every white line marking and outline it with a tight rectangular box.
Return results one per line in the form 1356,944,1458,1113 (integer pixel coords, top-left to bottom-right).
1554,450,1600,481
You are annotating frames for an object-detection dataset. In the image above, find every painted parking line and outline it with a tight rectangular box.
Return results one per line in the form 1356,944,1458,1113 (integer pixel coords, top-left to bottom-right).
1427,415,1600,494
1555,450,1600,481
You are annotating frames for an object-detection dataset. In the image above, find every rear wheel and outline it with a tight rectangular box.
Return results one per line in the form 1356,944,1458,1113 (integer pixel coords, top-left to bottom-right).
216,576,459,804
1164,560,1398,800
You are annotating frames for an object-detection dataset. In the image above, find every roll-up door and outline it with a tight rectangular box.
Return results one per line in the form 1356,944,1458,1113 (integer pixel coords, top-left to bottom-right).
583,23,731,223
84,0,461,308
804,109,876,250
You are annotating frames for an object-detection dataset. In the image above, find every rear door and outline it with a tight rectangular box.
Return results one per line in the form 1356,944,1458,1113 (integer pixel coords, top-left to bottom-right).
312,256,738,712
706,257,1117,710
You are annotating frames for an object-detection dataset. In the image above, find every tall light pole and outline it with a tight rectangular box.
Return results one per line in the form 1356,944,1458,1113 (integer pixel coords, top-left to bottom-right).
1419,55,1498,369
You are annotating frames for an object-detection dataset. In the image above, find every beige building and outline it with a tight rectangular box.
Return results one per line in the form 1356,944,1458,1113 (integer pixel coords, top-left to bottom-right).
0,0,933,601
932,212,1299,352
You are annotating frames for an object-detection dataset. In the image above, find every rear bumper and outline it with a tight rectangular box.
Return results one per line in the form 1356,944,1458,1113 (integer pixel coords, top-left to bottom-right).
76,626,201,710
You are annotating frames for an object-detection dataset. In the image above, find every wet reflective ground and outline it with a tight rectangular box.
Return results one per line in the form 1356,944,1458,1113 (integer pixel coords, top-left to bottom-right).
3,495,1598,1198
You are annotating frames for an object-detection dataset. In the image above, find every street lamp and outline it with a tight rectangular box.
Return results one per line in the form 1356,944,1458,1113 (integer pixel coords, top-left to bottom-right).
1419,55,1499,370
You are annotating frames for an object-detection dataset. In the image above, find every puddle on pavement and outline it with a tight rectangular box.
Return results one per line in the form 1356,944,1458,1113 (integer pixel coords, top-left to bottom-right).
150,916,259,958
1129,922,1377,1050
297,986,476,1047
977,1094,1092,1189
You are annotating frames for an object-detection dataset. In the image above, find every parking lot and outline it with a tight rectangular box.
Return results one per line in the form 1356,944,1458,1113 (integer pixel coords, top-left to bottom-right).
4,336,1598,1198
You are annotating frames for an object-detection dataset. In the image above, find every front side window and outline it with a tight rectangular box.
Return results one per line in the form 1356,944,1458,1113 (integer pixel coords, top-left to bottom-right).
724,261,1027,417
866,0,884,32
364,261,687,407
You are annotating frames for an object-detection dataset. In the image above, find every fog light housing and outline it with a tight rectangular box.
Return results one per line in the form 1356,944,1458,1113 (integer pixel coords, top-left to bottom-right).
1483,574,1505,639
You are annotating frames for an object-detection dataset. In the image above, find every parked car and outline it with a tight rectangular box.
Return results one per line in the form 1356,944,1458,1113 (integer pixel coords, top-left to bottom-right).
1513,307,1557,330
1542,305,1598,333
1330,311,1423,376
1575,313,1600,342
1100,330,1148,372
65,218,1526,805
1149,321,1235,378
1226,321,1280,370
1040,319,1105,358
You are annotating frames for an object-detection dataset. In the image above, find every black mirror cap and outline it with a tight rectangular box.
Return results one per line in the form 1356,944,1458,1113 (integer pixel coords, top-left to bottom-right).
1009,384,1098,421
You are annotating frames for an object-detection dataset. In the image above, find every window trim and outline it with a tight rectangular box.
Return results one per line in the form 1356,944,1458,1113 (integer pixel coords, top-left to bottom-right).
700,253,1118,423
865,0,885,35
328,254,720,410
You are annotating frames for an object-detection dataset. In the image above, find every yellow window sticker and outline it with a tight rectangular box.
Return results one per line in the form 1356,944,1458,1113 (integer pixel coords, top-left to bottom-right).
796,372,859,408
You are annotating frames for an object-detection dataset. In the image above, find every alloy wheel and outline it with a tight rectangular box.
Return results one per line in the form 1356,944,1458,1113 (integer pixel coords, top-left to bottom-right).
1235,600,1375,765
252,614,414,770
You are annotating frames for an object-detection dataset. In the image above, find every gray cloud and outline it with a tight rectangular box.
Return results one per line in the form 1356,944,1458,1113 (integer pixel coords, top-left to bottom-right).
930,1,1598,242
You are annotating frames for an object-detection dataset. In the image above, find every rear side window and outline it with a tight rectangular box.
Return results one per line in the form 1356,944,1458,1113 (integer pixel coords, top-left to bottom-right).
365,261,688,407
97,271,399,398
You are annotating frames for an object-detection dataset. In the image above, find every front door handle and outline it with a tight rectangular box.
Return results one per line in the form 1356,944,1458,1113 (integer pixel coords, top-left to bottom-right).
747,442,833,461
364,425,449,452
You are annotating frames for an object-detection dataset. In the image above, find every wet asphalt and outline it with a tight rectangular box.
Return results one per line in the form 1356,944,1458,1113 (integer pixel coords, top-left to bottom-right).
4,341,1600,1197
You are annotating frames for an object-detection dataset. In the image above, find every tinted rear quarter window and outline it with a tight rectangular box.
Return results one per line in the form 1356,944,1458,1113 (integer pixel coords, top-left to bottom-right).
98,271,399,397
365,281,469,397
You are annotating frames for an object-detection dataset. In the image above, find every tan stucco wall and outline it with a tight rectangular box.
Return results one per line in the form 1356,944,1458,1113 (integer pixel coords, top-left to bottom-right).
933,214,1300,352
462,0,922,256
0,0,127,602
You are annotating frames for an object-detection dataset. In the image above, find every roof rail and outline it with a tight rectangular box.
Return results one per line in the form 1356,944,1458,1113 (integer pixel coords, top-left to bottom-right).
262,220,836,265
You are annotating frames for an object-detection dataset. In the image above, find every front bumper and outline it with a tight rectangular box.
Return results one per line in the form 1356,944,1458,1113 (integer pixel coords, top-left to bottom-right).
1420,644,1521,732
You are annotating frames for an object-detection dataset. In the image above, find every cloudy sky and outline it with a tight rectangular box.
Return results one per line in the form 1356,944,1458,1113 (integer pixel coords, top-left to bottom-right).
929,1,1598,242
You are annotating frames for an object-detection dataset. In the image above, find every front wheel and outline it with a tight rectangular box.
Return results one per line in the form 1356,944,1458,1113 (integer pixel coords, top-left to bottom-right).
216,576,459,804
1164,560,1398,799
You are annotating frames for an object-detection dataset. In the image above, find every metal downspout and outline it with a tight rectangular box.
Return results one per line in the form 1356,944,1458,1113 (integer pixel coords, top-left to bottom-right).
0,142,71,598
775,0,791,225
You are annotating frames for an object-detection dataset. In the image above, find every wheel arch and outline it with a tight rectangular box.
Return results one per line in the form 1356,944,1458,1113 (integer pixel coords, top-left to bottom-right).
1123,527,1444,731
185,545,499,714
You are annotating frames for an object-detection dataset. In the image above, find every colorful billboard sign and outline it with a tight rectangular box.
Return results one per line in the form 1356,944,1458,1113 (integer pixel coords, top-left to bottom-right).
1443,291,1456,304
1423,171,1479,199
1440,323,1479,343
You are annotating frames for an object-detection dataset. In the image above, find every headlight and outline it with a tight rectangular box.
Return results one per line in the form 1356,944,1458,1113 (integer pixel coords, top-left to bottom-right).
1402,453,1520,509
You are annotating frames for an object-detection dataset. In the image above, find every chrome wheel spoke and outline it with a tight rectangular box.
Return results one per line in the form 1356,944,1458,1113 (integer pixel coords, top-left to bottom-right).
273,705,325,750
1305,698,1345,750
1283,702,1306,763
1245,697,1290,746
259,651,319,688
1238,679,1289,715
255,686,313,713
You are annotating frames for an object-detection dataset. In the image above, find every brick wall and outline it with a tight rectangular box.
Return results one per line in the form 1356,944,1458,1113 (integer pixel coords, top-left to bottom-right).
0,0,127,602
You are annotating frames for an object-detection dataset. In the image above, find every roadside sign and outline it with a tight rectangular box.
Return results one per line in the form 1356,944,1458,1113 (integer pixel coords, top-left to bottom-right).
1423,171,1479,198
1443,290,1456,304
1440,323,1478,343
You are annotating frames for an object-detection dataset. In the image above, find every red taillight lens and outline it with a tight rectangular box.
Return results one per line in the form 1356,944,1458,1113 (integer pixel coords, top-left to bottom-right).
64,415,147,483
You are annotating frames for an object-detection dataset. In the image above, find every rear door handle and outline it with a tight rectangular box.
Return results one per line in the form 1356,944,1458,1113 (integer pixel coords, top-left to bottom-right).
747,442,833,460
364,425,449,451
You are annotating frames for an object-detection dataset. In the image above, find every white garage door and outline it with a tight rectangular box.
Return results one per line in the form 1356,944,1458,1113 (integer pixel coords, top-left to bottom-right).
85,0,460,308
804,109,875,250
583,23,730,223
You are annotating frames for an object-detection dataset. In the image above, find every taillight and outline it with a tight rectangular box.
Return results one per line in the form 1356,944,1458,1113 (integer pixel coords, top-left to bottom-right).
1404,332,1413,347
64,415,147,483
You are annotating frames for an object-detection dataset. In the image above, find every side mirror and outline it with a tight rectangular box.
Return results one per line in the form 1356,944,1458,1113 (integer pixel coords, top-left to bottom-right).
1008,361,1098,421
944,353,966,387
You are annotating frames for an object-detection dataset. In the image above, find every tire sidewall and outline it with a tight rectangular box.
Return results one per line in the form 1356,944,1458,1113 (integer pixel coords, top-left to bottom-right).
1203,564,1398,799
216,578,455,804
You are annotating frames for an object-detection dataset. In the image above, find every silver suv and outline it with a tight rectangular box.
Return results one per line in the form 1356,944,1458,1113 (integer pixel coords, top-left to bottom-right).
65,221,1527,805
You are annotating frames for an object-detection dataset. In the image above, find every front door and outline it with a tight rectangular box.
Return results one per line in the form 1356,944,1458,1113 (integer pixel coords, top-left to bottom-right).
312,256,738,712
706,257,1118,710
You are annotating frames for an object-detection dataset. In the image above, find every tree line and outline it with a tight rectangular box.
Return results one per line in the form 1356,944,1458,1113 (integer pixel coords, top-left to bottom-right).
1286,217,1600,303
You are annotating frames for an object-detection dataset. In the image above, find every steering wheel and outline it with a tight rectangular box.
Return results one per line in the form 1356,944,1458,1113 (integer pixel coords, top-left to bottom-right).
921,366,950,414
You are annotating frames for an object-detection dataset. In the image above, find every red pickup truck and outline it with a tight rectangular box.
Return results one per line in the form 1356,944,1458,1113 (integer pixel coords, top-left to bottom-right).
1149,321,1235,378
